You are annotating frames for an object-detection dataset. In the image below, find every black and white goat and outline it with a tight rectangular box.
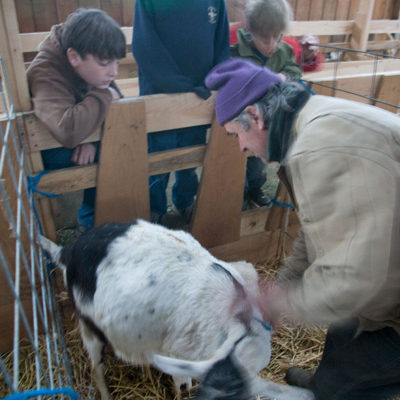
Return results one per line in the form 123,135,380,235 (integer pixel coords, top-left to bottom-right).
40,219,314,400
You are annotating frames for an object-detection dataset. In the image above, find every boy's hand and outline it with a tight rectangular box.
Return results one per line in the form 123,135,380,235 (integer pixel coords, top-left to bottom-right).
108,86,121,100
71,143,97,165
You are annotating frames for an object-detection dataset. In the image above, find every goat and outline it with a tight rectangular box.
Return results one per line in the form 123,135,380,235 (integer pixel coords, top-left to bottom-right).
40,219,314,400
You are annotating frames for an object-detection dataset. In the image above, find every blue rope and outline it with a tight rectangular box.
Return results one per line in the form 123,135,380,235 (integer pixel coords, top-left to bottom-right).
255,318,273,332
299,79,316,95
27,170,58,199
267,197,295,211
2,388,78,400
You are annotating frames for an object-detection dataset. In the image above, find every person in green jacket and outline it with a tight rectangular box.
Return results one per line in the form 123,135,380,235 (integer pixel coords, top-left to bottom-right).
231,0,301,208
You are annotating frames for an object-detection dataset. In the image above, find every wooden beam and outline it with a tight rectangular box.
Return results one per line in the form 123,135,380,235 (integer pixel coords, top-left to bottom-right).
24,92,216,151
19,19,400,55
0,0,31,111
351,0,375,51
303,58,400,82
191,120,247,248
95,100,150,225
34,145,207,194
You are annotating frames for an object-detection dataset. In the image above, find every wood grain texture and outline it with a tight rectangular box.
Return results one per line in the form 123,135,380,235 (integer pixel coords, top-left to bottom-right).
95,99,150,225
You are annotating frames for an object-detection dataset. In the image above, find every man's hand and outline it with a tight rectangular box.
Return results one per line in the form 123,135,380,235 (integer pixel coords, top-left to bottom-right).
257,281,291,329
71,143,97,165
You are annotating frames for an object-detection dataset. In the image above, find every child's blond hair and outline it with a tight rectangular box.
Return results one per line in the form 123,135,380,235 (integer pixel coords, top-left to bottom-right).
245,0,293,38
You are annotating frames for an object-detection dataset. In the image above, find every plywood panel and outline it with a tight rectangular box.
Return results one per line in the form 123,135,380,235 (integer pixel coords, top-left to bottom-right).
121,0,134,26
55,0,78,22
32,0,58,31
374,74,400,113
15,0,35,32
295,0,310,21
95,99,150,225
191,121,246,248
100,0,122,25
78,0,101,9
309,0,325,20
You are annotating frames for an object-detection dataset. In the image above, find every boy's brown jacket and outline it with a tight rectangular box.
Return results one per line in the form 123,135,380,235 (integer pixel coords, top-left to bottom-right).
27,24,119,149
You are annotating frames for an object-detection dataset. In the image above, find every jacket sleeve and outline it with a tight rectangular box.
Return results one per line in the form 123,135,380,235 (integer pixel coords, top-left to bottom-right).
279,43,302,80
28,64,113,149
131,0,195,93
284,122,399,326
277,229,309,285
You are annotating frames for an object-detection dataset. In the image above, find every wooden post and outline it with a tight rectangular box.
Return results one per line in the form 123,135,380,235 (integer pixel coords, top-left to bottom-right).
0,0,31,112
95,99,150,225
351,0,375,51
191,119,246,248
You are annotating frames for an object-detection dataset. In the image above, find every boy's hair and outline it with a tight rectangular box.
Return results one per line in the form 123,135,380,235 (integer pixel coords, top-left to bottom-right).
245,0,293,38
61,8,126,60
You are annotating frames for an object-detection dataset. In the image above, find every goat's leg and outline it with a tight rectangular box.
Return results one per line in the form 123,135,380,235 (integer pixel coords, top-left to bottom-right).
79,319,111,400
250,375,315,400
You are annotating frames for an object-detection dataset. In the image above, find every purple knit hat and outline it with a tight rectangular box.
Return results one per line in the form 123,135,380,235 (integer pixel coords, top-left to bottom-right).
205,58,282,125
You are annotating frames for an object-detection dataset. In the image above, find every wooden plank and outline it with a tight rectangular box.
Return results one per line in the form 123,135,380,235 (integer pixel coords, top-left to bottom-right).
240,207,271,236
100,0,122,25
374,74,400,112
0,299,36,353
373,0,388,18
209,229,282,264
19,20,400,55
78,0,101,8
336,0,351,20
121,0,135,27
34,145,206,193
148,145,205,175
55,0,78,22
303,58,400,82
309,75,383,103
95,99,150,225
32,0,58,31
191,120,247,248
14,0,35,33
295,0,310,21
348,0,361,19
0,0,32,111
322,0,337,20
24,92,215,151
351,0,375,51
309,0,324,20
19,116,57,240
289,20,354,36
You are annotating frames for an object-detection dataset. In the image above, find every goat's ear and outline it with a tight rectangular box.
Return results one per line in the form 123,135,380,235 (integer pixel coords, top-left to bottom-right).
152,354,212,380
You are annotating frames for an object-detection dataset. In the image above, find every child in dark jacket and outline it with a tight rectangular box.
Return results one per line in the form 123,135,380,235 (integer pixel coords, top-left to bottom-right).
132,0,230,224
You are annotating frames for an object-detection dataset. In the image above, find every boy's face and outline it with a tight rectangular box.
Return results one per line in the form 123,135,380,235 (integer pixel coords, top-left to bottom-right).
67,49,119,89
249,32,283,57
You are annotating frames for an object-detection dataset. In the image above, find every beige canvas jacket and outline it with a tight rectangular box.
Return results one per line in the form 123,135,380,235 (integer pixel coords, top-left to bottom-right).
280,95,400,333
26,25,117,149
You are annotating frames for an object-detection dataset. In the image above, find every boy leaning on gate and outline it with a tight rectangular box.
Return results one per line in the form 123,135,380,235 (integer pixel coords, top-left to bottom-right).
27,8,126,233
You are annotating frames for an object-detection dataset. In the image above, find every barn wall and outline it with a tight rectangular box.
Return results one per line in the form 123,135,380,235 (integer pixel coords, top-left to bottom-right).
14,0,400,32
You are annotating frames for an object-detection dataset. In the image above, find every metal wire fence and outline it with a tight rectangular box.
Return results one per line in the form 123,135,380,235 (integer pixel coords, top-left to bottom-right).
303,44,400,113
0,56,76,399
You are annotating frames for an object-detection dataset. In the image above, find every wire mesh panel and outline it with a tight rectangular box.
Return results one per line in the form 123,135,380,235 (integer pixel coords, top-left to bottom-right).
304,45,400,113
0,57,76,399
